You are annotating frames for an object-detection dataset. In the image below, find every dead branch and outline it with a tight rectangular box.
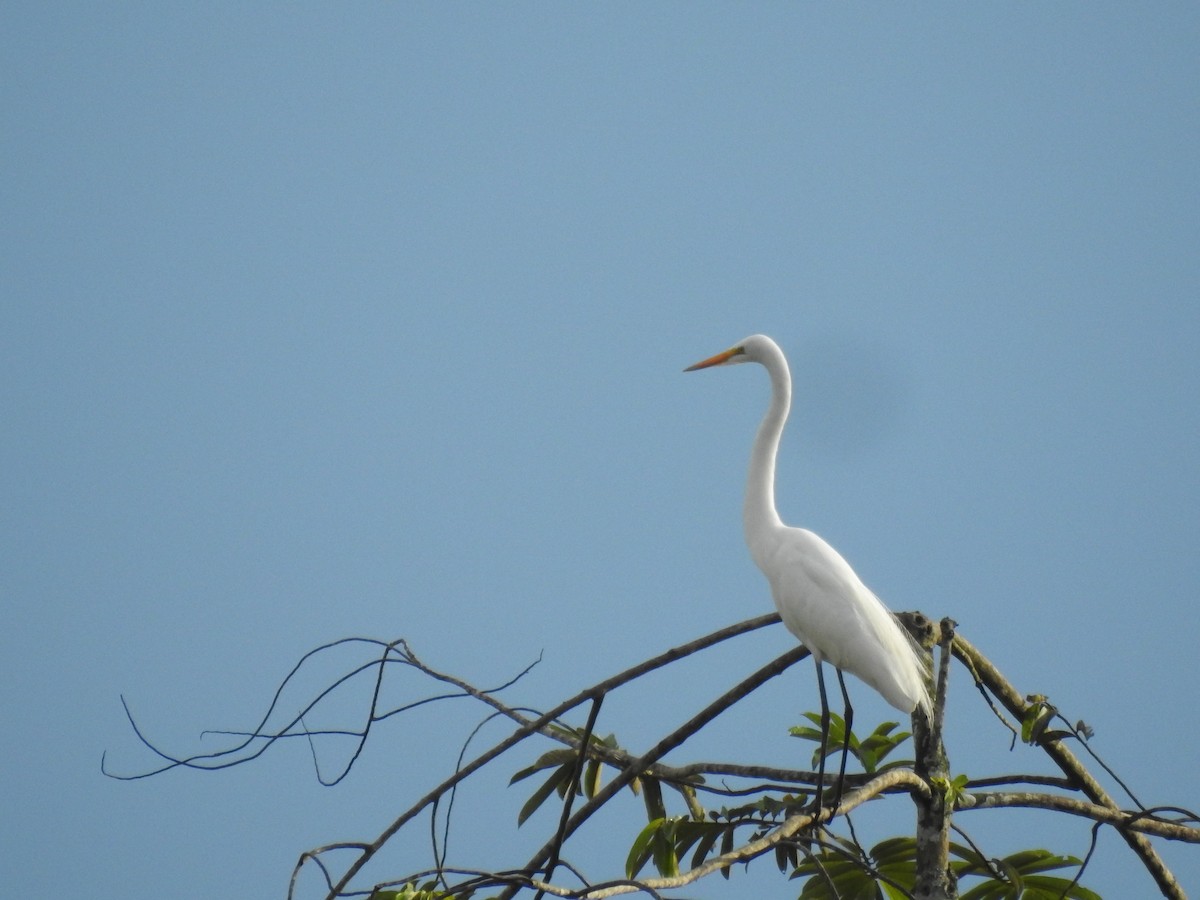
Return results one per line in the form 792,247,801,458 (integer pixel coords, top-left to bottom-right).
952,633,1184,899
958,791,1200,844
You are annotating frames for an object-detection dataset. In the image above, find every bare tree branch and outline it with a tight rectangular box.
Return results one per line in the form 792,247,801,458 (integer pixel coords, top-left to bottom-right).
111,609,1195,899
958,791,1200,843
523,769,930,899
318,613,784,899
952,633,1185,899
912,617,956,900
963,774,1075,790
496,643,815,899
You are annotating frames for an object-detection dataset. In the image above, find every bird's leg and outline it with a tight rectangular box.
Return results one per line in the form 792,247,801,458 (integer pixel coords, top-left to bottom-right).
833,668,853,814
812,659,830,819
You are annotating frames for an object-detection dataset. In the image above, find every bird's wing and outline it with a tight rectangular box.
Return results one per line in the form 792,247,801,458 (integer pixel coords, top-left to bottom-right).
762,527,928,712
760,527,867,656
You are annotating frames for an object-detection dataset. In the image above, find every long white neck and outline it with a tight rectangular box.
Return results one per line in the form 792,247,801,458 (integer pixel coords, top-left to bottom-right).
743,343,791,555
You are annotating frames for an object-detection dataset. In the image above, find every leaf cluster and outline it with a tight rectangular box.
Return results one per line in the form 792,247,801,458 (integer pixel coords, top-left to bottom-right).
509,712,1102,898
789,713,912,774
792,838,1101,900
108,617,1194,898
369,881,467,900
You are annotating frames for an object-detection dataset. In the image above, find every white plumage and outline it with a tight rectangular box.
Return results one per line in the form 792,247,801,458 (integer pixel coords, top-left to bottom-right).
687,333,930,729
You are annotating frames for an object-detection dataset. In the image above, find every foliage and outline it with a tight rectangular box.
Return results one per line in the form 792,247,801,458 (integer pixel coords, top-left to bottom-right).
790,837,1101,900
368,882,468,900
509,726,705,827
789,712,913,774
598,715,1099,897
107,620,1197,899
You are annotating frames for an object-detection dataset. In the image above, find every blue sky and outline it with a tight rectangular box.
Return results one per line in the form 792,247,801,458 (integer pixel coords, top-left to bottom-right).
3,4,1198,897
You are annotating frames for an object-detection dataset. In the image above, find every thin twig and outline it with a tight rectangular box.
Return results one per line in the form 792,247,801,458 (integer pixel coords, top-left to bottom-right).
529,769,931,899
537,694,605,898
957,790,1200,843
952,633,1184,898
963,774,1074,791
497,643,814,899
318,613,782,899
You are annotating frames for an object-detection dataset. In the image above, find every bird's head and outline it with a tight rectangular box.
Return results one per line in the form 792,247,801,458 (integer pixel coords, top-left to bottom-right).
684,334,776,371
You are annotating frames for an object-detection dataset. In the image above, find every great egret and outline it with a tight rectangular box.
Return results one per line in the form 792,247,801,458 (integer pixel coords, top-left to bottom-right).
685,334,931,815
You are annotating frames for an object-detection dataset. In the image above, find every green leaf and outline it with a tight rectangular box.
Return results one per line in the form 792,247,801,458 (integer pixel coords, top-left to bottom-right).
651,818,680,877
788,835,921,898
368,884,467,900
949,840,987,869
1023,875,1101,900
791,714,914,775
870,836,917,867
719,824,734,879
625,818,665,879
857,722,911,773
794,849,879,899
959,885,1007,900
641,775,666,822
774,840,799,873
669,819,707,860
874,846,917,890
625,816,685,879
1021,698,1057,745
516,764,572,826
1002,848,1082,874
789,725,827,746
689,822,723,869
583,757,602,799
955,847,1096,900
509,748,576,785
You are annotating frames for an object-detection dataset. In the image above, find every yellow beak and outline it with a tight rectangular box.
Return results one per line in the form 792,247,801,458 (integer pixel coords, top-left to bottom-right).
684,346,741,372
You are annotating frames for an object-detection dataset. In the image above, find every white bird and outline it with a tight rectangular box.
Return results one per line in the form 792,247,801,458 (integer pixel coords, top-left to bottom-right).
686,334,930,812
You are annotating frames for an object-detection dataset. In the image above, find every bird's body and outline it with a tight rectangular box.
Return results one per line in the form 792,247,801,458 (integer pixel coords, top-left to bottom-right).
686,333,930,761
750,522,929,714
